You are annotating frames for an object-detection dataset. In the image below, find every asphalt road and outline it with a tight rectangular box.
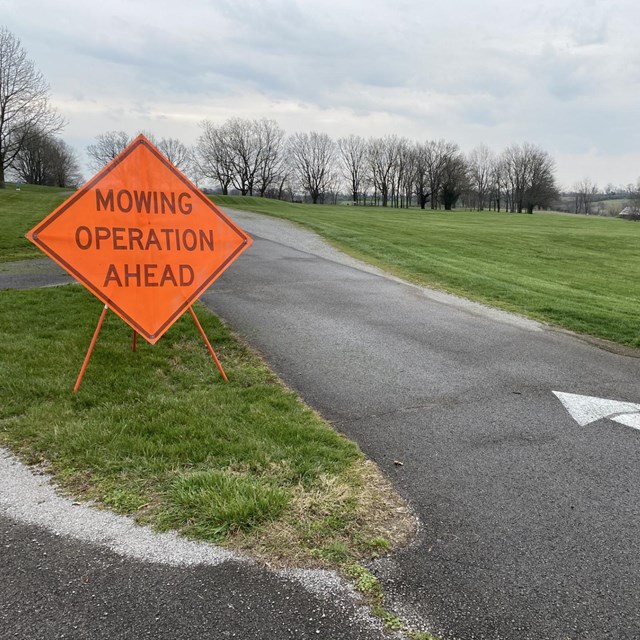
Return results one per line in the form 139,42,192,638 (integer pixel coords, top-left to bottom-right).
0,450,387,640
198,209,640,640
0,515,385,640
0,257,74,289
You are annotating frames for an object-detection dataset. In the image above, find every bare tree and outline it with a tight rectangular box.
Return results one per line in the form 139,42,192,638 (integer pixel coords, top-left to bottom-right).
573,177,598,214
368,136,401,207
288,131,336,204
225,118,263,195
255,119,286,197
626,178,640,219
514,144,558,213
524,150,558,213
502,143,557,213
13,130,81,187
325,167,343,205
467,144,493,210
488,156,507,212
86,130,130,171
195,121,233,193
195,118,285,196
0,27,64,187
274,154,296,202
156,137,191,171
394,138,415,208
423,140,459,209
11,128,51,185
440,147,469,210
337,134,368,205
413,143,430,209
49,138,82,187
502,145,522,212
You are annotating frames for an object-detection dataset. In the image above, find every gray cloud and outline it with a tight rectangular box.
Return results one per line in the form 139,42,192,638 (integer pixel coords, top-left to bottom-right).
2,0,640,186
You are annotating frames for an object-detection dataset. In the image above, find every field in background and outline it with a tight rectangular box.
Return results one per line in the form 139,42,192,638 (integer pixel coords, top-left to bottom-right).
0,184,69,262
213,196,640,349
2,187,637,348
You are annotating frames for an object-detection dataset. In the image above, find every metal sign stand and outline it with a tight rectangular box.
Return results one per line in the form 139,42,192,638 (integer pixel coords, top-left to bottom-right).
73,305,228,393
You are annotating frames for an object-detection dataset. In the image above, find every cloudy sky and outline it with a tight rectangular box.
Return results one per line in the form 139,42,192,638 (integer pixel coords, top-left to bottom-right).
2,0,640,189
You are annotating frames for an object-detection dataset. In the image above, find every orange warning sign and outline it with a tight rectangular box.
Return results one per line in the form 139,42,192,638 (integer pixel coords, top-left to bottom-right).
26,135,252,344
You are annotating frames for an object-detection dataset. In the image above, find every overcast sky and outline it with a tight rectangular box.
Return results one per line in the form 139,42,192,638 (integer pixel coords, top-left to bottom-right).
2,0,640,189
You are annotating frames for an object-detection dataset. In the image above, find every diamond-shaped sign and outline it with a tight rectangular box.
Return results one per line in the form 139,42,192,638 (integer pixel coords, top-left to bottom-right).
26,135,252,344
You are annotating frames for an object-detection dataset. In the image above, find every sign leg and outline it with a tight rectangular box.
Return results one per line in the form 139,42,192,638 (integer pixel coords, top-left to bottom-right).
74,305,108,393
188,306,228,382
132,330,138,352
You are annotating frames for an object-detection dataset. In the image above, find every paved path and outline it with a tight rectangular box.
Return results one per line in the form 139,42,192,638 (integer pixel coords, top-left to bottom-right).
1,515,382,640
0,445,387,639
0,257,74,289
199,209,640,640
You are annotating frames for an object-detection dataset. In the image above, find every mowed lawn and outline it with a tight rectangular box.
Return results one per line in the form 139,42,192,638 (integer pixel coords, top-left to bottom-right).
213,196,640,349
0,286,410,566
0,184,69,262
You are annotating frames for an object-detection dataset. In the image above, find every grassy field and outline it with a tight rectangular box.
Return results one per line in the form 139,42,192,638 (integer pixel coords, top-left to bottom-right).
0,285,412,566
213,196,640,349
0,184,70,262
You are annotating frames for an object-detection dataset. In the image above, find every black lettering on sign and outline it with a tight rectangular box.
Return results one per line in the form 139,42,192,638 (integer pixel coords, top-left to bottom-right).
134,191,152,213
124,263,141,287
160,192,176,214
72,226,214,251
112,227,126,250
95,226,111,249
76,226,92,249
103,264,122,287
179,264,194,286
94,189,193,215
159,264,177,286
199,229,214,251
129,228,144,250
102,263,195,287
117,190,133,213
145,229,162,250
178,193,192,214
96,189,114,212
183,229,197,251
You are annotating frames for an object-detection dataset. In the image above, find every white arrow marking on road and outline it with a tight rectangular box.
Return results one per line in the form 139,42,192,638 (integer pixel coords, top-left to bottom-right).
611,413,640,430
553,391,640,430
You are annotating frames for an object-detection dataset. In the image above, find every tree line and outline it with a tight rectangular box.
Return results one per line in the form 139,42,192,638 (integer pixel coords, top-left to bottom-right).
189,120,559,213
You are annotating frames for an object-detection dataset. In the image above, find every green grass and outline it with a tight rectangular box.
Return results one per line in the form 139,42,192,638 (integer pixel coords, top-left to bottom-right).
213,196,640,348
0,285,413,565
0,183,71,262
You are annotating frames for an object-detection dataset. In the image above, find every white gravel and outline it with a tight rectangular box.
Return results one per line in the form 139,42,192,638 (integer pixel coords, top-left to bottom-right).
0,449,236,567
